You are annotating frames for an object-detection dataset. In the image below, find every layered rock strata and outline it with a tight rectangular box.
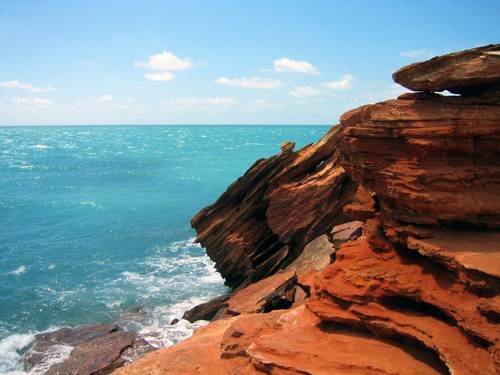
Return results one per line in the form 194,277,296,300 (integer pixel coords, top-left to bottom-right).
116,45,500,374
192,126,376,289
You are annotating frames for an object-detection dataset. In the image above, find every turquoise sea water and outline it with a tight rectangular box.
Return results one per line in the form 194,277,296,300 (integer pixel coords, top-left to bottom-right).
0,125,328,374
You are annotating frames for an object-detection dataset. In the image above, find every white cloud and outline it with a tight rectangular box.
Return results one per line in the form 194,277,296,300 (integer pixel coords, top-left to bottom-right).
321,74,355,91
12,97,53,107
252,99,268,106
94,94,113,103
206,97,236,105
400,49,434,59
144,72,175,81
216,76,282,89
77,60,97,66
135,51,192,71
169,97,236,110
273,58,319,75
289,86,320,98
0,80,55,93
246,99,281,111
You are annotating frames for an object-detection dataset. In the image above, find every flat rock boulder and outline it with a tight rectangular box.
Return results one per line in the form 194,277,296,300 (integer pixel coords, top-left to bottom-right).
393,44,500,94
223,271,297,316
283,234,334,275
330,220,364,248
182,293,232,323
22,324,154,375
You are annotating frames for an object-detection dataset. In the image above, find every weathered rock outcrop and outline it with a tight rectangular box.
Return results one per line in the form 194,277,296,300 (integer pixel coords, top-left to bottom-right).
192,127,375,289
115,45,500,374
340,91,500,227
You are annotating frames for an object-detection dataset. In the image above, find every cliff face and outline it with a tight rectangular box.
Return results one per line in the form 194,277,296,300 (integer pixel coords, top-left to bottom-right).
191,127,375,289
114,45,500,375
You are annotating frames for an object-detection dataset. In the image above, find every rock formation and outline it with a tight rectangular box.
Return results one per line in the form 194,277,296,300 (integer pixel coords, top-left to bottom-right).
113,44,500,374
191,126,376,289
23,324,153,375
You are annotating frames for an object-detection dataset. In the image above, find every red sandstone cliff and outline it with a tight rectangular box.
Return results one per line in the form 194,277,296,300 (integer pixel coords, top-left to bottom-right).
114,45,500,375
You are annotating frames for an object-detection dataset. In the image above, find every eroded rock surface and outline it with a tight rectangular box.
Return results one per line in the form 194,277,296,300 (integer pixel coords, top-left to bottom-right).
192,127,375,289
340,92,500,227
113,46,500,374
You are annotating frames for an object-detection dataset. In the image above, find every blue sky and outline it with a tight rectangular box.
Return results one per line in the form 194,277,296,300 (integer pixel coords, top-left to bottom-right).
0,0,498,125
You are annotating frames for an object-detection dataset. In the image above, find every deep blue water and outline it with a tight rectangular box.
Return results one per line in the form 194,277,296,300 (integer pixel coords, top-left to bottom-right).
0,125,328,373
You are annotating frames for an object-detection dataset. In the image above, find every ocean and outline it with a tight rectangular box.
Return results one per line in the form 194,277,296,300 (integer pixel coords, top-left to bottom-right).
0,125,328,374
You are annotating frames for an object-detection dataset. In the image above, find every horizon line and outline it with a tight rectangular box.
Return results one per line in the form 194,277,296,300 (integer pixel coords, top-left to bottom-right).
0,123,334,127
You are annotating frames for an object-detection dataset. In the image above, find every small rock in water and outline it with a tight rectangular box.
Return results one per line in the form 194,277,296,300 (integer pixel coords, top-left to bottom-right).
170,318,180,325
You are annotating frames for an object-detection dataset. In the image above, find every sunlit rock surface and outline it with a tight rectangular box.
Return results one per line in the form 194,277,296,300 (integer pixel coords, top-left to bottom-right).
114,45,500,375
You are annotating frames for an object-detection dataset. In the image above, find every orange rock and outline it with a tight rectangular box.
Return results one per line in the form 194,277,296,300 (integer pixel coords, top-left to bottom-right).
380,217,500,291
247,307,447,375
312,238,499,372
340,92,500,227
132,46,500,375
113,318,256,375
393,44,500,94
192,127,374,288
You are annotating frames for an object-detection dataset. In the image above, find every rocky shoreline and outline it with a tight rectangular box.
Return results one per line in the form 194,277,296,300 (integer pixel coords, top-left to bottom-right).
22,44,500,374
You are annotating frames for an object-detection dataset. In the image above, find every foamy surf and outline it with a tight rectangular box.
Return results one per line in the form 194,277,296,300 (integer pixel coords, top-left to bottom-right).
32,145,49,150
0,328,71,375
129,298,214,348
9,266,26,276
0,125,326,374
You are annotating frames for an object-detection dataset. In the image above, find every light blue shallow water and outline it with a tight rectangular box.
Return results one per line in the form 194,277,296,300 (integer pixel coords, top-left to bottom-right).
0,125,328,373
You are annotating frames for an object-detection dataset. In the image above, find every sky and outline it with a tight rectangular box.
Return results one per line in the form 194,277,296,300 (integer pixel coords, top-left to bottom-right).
0,0,499,125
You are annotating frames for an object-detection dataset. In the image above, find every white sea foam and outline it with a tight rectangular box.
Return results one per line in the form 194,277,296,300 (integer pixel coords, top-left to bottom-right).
116,237,227,348
127,298,213,349
0,333,34,374
9,163,34,171
33,144,49,150
10,266,26,276
27,343,73,375
0,328,71,375
80,200,97,207
1,238,226,373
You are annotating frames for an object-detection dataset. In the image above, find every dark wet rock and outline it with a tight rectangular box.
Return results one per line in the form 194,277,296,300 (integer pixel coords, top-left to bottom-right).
182,294,232,323
22,324,154,375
